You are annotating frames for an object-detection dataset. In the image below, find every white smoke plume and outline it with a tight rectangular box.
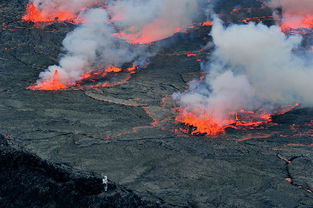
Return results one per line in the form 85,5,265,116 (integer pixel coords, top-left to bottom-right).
268,0,313,31
31,0,102,15
268,0,313,16
29,0,201,87
174,17,313,127
38,8,151,85
110,0,199,43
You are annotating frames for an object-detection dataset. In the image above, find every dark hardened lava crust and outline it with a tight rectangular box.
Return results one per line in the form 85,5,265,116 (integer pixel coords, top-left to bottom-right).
1,0,313,207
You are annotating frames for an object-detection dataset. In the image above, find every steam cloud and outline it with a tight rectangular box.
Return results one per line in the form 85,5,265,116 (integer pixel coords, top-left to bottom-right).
31,0,102,15
30,0,200,86
110,0,199,44
174,18,313,126
268,0,313,31
268,0,313,16
39,8,152,85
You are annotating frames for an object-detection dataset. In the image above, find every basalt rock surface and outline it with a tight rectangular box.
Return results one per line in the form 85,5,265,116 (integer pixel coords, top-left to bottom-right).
0,135,166,208
1,0,313,207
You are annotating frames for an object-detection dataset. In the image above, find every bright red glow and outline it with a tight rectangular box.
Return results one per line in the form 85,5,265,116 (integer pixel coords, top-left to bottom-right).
201,21,213,27
27,65,138,91
126,64,138,72
175,108,227,135
176,104,300,136
104,66,122,73
281,14,313,32
27,70,68,91
280,15,313,32
186,53,197,57
175,107,275,136
22,2,81,24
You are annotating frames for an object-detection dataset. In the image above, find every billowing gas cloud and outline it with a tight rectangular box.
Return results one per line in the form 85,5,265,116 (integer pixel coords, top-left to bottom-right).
268,0,313,31
29,0,201,87
110,0,199,44
37,8,153,86
268,0,313,16
174,18,313,127
31,0,102,15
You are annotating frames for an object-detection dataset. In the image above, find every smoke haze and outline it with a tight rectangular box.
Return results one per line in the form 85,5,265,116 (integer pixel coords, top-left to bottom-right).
174,18,313,127
28,0,202,87
268,0,313,16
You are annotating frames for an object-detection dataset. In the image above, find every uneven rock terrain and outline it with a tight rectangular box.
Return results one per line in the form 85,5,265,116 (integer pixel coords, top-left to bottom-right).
1,0,313,207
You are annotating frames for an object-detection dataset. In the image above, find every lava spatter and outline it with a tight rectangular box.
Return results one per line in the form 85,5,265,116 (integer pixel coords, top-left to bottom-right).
27,70,68,91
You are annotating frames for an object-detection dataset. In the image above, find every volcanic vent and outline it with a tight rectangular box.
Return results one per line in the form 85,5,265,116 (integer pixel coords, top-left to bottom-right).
21,0,313,138
3,0,313,207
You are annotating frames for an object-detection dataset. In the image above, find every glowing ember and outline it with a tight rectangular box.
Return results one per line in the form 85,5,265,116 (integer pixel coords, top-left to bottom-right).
27,70,68,91
22,2,81,23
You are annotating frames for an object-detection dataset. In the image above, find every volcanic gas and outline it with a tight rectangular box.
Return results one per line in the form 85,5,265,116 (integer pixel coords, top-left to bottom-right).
23,0,313,138
25,0,200,92
27,65,138,91
27,70,68,91
280,15,313,32
173,15,313,136
175,106,301,136
23,2,82,24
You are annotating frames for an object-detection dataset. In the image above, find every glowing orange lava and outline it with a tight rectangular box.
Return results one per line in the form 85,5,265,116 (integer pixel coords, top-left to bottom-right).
22,2,81,23
201,21,213,27
27,70,68,91
175,107,273,136
280,15,313,32
175,108,226,135
104,66,122,73
27,65,139,91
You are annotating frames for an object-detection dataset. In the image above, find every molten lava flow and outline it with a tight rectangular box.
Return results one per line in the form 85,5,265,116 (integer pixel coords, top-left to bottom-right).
175,104,302,136
175,107,275,136
104,66,122,73
201,21,213,27
27,70,68,91
27,65,139,91
280,15,313,32
175,108,231,135
22,2,81,24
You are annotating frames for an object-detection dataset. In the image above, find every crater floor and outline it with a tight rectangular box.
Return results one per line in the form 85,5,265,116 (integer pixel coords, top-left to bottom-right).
1,1,313,207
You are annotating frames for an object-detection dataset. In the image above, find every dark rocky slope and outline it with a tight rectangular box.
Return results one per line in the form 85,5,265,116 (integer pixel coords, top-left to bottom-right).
0,135,166,208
